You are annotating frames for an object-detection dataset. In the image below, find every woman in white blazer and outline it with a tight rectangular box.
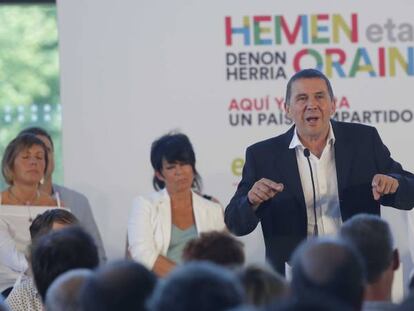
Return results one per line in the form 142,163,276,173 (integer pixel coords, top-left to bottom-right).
128,133,226,277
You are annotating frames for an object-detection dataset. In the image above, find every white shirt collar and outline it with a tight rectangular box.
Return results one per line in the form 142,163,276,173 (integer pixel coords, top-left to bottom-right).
289,122,336,150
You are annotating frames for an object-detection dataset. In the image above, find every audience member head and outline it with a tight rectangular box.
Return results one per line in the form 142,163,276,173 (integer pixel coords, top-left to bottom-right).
31,226,99,302
290,237,364,311
18,127,55,179
339,214,398,284
238,264,288,307
182,231,245,268
30,209,79,241
45,269,92,311
285,68,334,106
79,260,156,311
148,262,244,311
150,132,201,191
1,133,48,185
269,293,353,311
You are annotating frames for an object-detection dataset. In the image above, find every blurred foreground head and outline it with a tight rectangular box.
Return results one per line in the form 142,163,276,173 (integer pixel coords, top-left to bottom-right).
45,269,92,311
290,237,365,311
31,226,99,301
148,262,244,311
80,260,157,311
238,264,288,307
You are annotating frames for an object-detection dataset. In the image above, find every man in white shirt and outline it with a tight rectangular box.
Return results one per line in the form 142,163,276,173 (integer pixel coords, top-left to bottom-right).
225,68,414,274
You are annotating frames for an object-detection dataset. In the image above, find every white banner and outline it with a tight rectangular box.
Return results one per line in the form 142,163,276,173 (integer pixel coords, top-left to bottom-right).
57,0,414,297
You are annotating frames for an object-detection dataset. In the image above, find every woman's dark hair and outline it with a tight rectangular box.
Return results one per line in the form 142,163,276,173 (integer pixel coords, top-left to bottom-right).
150,132,201,191
2,134,49,185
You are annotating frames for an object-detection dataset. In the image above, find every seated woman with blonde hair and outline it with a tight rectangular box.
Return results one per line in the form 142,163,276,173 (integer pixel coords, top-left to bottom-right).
128,132,226,277
0,134,58,296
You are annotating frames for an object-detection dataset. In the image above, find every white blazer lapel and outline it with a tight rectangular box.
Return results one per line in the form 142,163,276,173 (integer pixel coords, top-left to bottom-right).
158,189,172,255
192,191,205,234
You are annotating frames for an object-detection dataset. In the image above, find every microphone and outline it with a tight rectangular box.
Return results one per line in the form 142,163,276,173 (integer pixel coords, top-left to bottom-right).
303,148,318,236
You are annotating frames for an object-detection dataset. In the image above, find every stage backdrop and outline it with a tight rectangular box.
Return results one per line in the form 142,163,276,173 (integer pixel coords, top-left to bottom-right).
57,0,414,297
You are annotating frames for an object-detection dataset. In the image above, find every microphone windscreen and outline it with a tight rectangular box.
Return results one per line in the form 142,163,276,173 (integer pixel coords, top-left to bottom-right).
303,148,310,158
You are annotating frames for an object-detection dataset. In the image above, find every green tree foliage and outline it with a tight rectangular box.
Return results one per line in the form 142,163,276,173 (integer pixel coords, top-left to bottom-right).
0,5,61,189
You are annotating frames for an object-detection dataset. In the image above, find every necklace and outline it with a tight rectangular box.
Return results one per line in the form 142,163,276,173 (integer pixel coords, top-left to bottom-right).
8,187,40,222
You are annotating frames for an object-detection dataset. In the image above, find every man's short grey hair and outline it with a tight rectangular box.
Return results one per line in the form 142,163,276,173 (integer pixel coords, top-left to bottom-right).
285,68,334,106
339,214,394,283
45,269,93,311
